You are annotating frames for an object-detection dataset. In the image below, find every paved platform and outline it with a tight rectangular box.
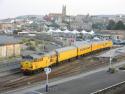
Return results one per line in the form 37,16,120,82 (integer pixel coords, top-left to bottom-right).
45,70,125,94
4,60,125,94
27,70,125,94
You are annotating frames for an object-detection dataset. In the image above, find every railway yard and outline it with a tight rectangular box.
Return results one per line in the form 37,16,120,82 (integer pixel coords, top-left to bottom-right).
1,0,125,93
1,45,125,94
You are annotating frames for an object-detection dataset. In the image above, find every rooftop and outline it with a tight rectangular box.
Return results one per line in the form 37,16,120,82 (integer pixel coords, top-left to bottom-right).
0,35,21,45
55,46,76,52
97,30,125,35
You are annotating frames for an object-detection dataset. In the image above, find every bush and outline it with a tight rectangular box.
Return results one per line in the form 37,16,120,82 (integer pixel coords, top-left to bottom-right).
108,67,116,73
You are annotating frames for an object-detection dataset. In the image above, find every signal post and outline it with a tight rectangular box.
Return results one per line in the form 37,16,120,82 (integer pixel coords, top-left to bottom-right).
44,67,51,92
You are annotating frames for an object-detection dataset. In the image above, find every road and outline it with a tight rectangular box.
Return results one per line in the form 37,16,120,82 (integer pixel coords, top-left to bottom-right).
4,61,125,94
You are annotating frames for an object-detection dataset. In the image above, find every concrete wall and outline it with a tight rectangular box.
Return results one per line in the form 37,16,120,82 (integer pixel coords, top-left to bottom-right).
0,46,3,57
1,46,7,57
14,44,21,56
0,44,21,58
6,45,14,57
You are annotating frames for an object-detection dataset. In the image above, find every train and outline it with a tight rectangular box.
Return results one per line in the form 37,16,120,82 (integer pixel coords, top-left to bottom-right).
21,40,113,74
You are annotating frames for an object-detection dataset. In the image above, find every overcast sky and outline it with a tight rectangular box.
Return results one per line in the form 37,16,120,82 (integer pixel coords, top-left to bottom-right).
0,0,125,19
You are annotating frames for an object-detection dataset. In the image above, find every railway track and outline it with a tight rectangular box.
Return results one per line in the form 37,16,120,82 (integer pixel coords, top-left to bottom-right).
0,48,120,93
0,68,20,77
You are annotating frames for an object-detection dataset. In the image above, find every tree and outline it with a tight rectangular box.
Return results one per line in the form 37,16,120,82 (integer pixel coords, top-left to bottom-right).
115,21,125,30
107,20,116,30
92,23,106,30
107,20,125,30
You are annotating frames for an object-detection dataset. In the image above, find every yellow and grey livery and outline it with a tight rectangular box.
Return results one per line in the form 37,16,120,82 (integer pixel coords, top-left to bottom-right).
21,40,113,74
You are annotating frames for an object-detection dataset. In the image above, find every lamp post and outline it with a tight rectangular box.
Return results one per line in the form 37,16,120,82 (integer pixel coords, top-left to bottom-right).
108,47,116,73
109,47,112,69
109,55,112,68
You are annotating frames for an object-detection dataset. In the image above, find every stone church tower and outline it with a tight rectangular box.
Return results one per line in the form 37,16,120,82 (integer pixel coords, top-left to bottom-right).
62,5,66,22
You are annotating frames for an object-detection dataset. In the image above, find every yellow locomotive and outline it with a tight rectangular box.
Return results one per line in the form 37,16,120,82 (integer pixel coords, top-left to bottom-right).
21,40,113,74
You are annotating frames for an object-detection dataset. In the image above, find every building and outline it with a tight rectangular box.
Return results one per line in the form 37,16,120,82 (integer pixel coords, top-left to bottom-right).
49,13,62,23
69,15,92,30
0,35,21,58
48,5,67,23
62,5,66,22
0,22,13,30
96,30,125,40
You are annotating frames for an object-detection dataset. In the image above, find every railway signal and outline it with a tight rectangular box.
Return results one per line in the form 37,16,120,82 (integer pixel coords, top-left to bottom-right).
44,67,51,92
44,68,51,74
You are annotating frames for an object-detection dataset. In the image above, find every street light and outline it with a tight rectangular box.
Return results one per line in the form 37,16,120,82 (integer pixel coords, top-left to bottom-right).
109,55,112,68
110,48,118,68
109,47,113,69
108,47,116,73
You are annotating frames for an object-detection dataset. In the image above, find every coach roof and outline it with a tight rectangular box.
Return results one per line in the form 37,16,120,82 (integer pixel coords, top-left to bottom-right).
55,46,76,52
